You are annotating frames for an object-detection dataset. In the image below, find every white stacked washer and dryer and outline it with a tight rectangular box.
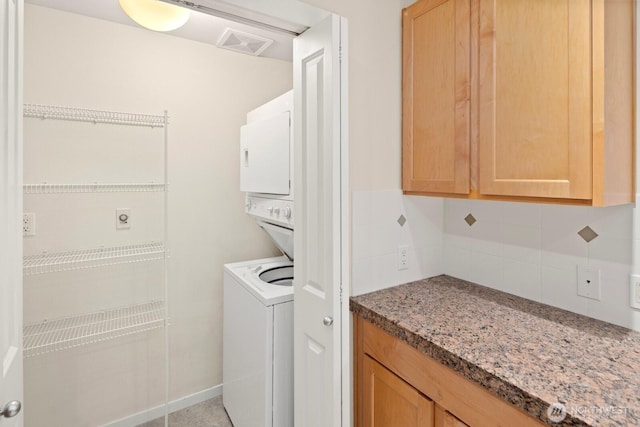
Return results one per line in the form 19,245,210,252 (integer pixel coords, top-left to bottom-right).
223,90,295,427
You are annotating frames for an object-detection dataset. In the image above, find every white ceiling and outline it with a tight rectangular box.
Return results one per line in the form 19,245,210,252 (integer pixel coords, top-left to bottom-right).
25,0,298,61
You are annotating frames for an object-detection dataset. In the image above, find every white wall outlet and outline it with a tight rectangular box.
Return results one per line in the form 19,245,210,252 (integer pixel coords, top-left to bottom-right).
630,274,640,310
23,213,36,236
577,266,601,300
116,208,131,230
398,245,409,270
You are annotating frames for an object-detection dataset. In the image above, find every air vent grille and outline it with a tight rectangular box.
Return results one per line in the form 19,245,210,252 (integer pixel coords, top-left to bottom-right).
216,28,274,56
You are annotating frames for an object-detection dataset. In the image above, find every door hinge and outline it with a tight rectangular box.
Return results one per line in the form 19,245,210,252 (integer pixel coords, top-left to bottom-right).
339,44,342,62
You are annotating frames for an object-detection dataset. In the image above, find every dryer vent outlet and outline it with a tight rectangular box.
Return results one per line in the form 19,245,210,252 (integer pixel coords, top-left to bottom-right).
216,28,273,56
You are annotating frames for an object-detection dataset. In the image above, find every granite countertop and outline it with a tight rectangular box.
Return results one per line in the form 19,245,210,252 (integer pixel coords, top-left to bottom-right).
350,275,640,426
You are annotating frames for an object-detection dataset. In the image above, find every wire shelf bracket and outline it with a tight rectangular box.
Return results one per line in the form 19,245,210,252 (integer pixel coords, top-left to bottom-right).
23,242,165,275
23,104,165,128
23,300,166,358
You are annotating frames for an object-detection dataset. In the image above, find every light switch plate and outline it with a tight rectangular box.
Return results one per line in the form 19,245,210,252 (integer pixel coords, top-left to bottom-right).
630,274,640,310
398,245,409,270
577,266,601,300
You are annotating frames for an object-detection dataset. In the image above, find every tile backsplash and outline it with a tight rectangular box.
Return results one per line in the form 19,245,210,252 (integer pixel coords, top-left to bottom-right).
443,199,640,331
351,190,443,296
351,190,640,331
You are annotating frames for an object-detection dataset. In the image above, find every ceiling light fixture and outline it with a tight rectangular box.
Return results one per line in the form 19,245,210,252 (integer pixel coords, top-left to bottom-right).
119,0,190,32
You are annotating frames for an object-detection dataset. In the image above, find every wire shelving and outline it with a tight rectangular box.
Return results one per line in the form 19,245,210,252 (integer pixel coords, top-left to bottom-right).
23,183,166,194
23,242,165,276
23,300,166,358
23,104,165,128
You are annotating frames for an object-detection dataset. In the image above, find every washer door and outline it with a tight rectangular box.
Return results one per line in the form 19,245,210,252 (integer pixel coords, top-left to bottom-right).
259,265,293,286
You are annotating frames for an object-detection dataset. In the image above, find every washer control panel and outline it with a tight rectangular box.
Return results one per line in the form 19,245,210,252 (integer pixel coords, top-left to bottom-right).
246,196,294,228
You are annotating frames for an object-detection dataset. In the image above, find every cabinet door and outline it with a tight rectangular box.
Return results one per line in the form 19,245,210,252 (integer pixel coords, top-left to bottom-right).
478,0,592,199
361,355,434,427
435,404,469,427
402,0,470,194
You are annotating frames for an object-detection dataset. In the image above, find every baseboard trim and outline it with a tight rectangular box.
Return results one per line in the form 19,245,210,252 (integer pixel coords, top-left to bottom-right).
103,384,223,427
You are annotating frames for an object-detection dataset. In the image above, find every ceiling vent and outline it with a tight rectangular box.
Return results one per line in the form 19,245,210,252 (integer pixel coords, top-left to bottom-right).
216,28,274,56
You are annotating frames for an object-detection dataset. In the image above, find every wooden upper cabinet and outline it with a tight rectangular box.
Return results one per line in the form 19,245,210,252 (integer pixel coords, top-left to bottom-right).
402,0,634,206
479,0,592,199
402,0,471,194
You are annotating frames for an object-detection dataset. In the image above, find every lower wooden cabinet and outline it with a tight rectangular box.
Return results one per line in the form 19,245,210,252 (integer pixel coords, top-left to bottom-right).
435,406,469,427
362,354,435,427
354,315,544,427
362,353,471,427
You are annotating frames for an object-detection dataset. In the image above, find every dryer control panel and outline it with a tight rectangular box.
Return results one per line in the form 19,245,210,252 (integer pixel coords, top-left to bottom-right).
246,195,294,229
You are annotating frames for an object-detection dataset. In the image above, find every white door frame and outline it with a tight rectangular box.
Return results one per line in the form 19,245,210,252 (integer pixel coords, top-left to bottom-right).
0,0,24,425
292,12,349,427
338,19,350,427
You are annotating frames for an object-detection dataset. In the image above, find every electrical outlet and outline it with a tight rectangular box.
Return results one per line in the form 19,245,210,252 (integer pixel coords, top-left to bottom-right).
630,274,640,310
23,213,36,236
398,245,409,270
577,266,601,300
116,208,131,230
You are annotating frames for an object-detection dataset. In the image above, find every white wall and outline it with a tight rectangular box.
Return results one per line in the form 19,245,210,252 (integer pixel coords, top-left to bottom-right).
23,4,291,425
